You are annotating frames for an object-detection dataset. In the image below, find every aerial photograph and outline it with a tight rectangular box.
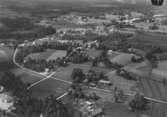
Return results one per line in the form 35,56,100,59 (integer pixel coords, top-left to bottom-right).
0,0,166,117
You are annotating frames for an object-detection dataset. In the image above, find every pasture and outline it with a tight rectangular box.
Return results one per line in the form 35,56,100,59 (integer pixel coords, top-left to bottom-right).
106,71,137,94
25,49,55,60
56,62,92,81
56,62,111,81
11,68,44,84
108,52,133,66
104,102,145,117
25,49,67,61
110,53,133,66
129,31,167,49
30,78,70,99
47,50,67,61
152,60,167,80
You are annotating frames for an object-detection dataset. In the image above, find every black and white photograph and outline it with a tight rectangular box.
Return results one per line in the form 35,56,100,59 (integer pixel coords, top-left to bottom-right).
0,0,166,117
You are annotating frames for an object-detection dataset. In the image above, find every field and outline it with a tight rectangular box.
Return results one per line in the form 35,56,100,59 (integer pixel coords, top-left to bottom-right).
140,78,167,101
155,60,167,71
129,31,167,49
106,71,137,94
139,77,167,117
152,60,167,80
10,68,43,84
47,50,67,61
109,53,133,66
104,103,143,117
25,49,67,61
56,62,92,81
56,62,111,81
30,78,70,99
25,49,55,60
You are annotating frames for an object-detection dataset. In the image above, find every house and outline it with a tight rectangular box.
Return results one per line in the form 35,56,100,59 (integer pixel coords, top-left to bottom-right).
99,80,112,86
0,92,15,112
78,100,105,117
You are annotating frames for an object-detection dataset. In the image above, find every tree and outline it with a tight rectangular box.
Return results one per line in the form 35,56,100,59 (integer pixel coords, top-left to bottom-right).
0,71,28,98
71,68,85,84
129,93,149,111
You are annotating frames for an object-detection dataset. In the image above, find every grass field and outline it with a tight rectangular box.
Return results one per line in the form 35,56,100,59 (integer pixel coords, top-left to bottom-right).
30,78,70,99
152,61,167,80
25,49,55,60
104,102,145,117
56,62,92,81
56,62,111,81
109,53,133,66
140,78,167,101
130,31,167,49
106,71,137,94
156,60,167,71
26,49,67,61
47,50,66,61
10,68,43,84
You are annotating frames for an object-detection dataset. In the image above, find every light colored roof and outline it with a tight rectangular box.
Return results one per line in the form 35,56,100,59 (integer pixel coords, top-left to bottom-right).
0,93,14,111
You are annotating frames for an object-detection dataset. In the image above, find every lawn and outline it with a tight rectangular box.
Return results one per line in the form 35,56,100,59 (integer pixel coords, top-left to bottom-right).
156,60,167,71
10,68,44,84
25,49,56,60
47,50,67,61
110,53,133,66
152,60,167,80
25,49,67,61
56,62,92,81
106,71,137,94
108,51,120,60
30,78,70,99
56,62,111,81
129,31,167,49
104,102,146,117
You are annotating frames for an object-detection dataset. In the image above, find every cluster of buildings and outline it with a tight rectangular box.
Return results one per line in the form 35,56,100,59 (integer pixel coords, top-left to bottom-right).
0,86,15,113
78,100,105,117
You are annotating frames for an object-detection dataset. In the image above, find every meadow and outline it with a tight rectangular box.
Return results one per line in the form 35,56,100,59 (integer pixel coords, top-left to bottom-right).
30,78,70,99
129,31,167,49
25,49,67,61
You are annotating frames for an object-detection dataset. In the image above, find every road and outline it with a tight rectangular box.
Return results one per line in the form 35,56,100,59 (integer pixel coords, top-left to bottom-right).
27,72,56,90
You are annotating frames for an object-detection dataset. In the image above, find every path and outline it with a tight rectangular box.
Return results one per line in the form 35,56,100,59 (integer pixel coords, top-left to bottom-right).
27,72,56,90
